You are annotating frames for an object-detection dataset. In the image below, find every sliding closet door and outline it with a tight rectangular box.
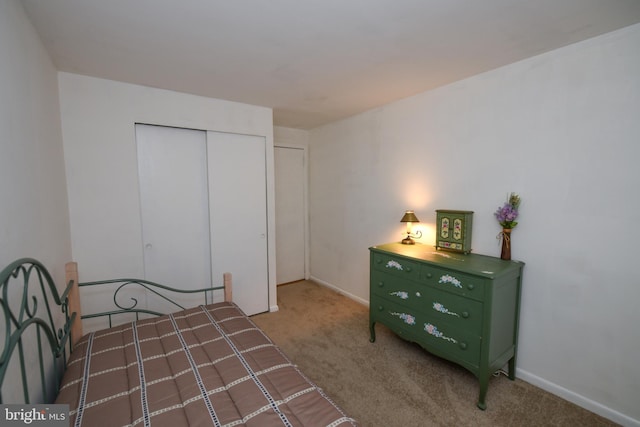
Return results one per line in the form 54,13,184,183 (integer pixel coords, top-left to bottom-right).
136,124,212,308
208,131,269,315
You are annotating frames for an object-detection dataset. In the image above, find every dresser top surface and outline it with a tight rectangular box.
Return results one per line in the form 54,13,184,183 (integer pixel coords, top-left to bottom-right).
370,242,524,278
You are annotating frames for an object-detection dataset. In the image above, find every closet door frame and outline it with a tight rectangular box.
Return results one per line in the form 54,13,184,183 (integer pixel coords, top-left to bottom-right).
135,124,272,316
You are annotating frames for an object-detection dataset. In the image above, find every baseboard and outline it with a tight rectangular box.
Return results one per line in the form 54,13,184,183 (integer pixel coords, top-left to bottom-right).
308,275,369,307
269,304,279,313
516,368,639,426
309,275,638,427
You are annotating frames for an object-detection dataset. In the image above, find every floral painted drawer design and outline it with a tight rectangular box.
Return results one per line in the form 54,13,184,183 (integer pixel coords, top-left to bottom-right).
424,323,457,343
390,312,416,325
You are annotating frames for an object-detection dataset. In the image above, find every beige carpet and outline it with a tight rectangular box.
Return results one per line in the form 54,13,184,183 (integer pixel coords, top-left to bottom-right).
251,280,617,427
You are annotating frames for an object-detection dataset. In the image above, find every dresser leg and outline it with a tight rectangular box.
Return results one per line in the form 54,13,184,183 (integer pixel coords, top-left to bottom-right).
369,321,376,343
477,374,489,410
508,357,516,380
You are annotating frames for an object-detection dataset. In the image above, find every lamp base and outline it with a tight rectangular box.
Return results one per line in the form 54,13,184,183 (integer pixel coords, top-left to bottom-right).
401,236,415,245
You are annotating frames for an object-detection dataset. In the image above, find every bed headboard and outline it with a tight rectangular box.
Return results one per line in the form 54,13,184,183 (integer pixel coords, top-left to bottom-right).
0,259,76,404
1,258,232,404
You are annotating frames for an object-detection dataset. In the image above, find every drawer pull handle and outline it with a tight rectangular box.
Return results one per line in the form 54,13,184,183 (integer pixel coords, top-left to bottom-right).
405,267,412,272
461,311,469,319
425,273,433,279
467,284,475,290
377,281,384,288
376,259,382,264
459,342,468,350
378,306,384,311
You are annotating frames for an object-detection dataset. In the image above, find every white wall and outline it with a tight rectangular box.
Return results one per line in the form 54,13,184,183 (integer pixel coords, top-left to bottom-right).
0,0,71,280
58,73,277,313
309,24,640,426
274,126,309,149
0,0,71,404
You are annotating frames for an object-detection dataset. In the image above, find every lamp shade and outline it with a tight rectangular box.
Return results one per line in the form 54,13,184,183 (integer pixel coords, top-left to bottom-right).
400,210,419,223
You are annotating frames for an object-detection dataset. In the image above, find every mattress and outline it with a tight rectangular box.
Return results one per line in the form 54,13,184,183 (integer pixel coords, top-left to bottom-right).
56,302,358,427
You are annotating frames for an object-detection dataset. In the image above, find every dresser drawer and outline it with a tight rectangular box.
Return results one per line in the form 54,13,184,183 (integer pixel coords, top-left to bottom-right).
420,265,486,301
371,252,420,281
371,270,483,334
370,296,480,367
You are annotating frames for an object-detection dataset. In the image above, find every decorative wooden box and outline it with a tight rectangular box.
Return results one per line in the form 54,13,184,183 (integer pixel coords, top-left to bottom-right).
435,210,473,254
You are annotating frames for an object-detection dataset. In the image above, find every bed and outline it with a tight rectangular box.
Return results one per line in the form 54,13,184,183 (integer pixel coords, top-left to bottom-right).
0,258,358,426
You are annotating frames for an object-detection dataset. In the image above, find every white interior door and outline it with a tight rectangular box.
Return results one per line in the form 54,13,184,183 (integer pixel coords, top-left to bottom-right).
136,124,212,309
274,147,306,284
208,131,269,315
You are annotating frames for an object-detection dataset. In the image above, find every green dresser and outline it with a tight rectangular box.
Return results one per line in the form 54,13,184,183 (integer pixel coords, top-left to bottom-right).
369,242,524,409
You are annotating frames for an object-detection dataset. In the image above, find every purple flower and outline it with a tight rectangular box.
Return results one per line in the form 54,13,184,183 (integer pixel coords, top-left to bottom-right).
495,193,521,228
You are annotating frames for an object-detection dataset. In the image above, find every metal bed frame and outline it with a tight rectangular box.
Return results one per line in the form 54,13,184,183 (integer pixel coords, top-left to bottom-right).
0,258,230,404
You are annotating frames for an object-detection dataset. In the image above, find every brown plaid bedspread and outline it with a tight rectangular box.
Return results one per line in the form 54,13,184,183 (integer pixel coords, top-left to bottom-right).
56,302,358,427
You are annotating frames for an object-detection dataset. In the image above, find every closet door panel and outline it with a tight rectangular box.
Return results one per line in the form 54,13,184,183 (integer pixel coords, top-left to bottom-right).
207,131,269,315
136,124,212,309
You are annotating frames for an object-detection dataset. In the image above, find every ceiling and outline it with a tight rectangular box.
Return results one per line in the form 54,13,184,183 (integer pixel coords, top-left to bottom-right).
22,0,640,130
